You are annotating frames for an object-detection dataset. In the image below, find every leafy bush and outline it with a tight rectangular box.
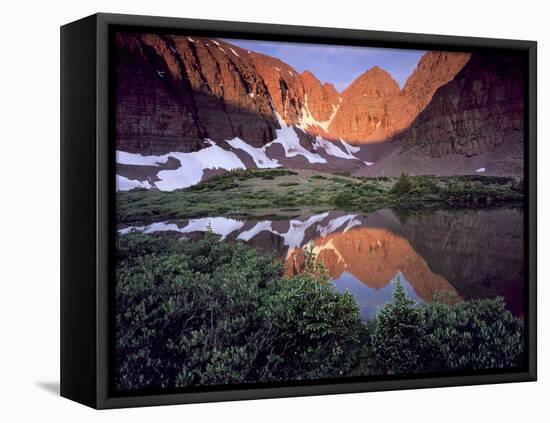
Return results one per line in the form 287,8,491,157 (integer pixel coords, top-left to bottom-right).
422,296,524,371
410,176,441,194
369,281,427,374
368,281,524,374
115,233,365,391
331,176,349,184
188,169,297,191
390,172,413,195
333,191,354,208
116,234,524,391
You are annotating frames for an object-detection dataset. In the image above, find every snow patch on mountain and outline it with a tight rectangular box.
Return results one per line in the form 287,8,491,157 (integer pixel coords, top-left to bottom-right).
267,126,327,164
155,143,245,191
116,175,152,191
226,138,280,168
339,139,360,155
313,136,359,161
298,95,340,133
116,141,246,192
117,151,168,167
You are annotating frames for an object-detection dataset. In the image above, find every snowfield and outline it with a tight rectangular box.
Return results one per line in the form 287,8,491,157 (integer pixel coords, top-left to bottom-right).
116,126,368,191
116,175,152,191
226,137,280,168
116,140,246,192
298,94,340,133
266,126,327,164
339,138,360,155
313,136,359,161
116,151,168,167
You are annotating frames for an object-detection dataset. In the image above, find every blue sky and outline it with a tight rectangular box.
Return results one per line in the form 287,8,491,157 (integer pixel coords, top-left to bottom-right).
223,38,425,92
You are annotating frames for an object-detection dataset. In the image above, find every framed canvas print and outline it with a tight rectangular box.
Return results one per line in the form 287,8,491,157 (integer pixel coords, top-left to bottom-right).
60,13,537,409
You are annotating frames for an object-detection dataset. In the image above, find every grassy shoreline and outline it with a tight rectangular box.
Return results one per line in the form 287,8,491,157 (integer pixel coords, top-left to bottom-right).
117,169,524,224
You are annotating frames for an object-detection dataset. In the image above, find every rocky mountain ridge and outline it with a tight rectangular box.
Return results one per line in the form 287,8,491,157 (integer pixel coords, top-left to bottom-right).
115,32,525,190
115,33,471,153
396,52,525,157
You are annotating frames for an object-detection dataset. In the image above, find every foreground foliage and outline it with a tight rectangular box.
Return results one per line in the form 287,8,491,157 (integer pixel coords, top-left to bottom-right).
368,283,524,374
115,233,365,391
116,234,524,391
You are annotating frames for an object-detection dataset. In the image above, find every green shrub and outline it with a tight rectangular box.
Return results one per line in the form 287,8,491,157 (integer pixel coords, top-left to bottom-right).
273,194,297,206
115,233,365,390
390,172,413,195
333,191,354,208
115,234,524,390
187,169,297,191
369,281,427,374
422,297,524,371
368,282,524,374
331,176,349,184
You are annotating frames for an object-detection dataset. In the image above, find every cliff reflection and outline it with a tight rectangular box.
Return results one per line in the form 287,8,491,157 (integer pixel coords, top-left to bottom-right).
284,226,457,318
119,207,524,319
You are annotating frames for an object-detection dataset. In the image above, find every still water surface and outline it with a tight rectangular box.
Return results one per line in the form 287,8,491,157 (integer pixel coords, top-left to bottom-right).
119,207,524,320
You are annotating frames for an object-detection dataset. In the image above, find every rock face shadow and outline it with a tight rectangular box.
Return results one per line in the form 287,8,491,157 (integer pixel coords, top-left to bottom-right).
36,381,60,396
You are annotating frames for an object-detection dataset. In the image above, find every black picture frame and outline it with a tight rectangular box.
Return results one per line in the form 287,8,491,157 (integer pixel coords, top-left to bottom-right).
61,12,537,409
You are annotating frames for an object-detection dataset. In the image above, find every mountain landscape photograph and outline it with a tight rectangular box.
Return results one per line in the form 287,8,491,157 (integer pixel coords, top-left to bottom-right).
113,32,526,393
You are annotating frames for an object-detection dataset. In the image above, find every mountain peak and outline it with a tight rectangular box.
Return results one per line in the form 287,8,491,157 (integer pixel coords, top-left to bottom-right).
367,65,385,73
343,66,400,98
301,70,318,80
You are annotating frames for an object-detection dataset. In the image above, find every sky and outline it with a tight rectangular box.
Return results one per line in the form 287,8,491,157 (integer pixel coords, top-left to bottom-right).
223,38,425,92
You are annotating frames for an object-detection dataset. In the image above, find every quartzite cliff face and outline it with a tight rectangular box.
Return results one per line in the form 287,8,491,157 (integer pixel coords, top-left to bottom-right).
396,52,525,157
116,33,281,154
327,53,471,143
115,33,524,188
385,51,471,140
116,33,473,154
328,66,400,143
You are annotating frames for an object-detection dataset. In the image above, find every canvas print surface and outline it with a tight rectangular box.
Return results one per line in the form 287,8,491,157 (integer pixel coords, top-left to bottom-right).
114,31,526,393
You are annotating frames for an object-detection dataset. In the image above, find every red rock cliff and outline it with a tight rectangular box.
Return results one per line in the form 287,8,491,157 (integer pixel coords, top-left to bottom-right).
328,66,400,143
115,33,280,154
396,52,525,157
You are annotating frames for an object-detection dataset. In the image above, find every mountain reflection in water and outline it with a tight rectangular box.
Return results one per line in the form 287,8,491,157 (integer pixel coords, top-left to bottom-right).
119,207,524,319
